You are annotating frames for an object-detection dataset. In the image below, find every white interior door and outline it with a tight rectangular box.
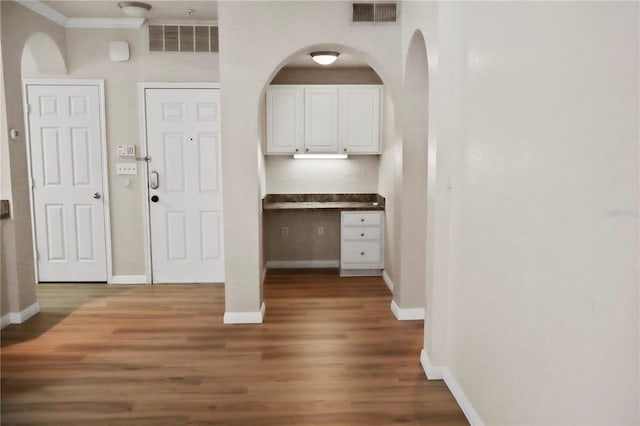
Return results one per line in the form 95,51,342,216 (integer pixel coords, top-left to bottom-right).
145,88,224,283
26,84,108,282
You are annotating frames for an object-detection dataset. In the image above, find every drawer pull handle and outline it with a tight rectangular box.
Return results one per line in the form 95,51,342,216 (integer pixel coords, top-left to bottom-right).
360,233,365,237
360,252,365,255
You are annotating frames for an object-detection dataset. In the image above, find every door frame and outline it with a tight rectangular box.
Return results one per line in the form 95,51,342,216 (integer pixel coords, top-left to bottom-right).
138,82,221,284
22,79,113,283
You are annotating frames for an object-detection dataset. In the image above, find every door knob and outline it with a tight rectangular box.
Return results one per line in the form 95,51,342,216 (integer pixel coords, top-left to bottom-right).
93,192,101,199
151,195,159,203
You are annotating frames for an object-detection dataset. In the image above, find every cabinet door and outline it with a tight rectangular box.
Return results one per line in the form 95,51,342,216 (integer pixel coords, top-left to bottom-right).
266,86,303,154
304,87,339,153
339,86,381,154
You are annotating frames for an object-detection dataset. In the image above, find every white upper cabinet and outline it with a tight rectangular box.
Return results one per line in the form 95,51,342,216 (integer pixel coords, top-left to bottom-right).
266,86,304,154
265,84,383,155
304,87,339,153
339,86,381,154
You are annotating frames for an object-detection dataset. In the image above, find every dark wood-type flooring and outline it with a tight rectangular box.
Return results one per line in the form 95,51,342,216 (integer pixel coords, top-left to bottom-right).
1,269,467,425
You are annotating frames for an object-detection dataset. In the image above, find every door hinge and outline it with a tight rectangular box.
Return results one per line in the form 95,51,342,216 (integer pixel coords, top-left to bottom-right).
27,104,32,114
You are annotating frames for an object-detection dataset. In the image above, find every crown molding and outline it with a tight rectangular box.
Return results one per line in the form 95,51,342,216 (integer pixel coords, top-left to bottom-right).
16,1,145,29
66,18,145,29
16,0,67,26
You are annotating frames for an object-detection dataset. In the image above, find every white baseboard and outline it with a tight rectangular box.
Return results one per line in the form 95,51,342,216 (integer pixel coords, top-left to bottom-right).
266,260,339,269
110,275,147,284
390,300,425,320
382,270,394,292
4,302,41,326
420,348,444,379
224,302,266,324
1,314,11,328
420,349,484,425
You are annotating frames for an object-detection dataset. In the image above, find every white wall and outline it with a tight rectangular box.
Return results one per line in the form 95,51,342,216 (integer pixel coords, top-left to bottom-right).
406,1,639,424
64,27,219,277
266,156,379,194
1,1,67,318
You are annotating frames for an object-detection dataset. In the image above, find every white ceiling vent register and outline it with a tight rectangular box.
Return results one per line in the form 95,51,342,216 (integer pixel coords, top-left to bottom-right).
352,3,397,23
149,25,219,52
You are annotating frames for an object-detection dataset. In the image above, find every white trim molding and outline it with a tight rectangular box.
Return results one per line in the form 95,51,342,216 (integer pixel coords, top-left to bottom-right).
420,349,484,425
16,0,66,26
1,303,41,329
110,275,148,285
420,348,444,380
1,314,11,329
382,270,394,292
224,303,266,324
265,260,339,269
10,303,41,325
66,18,145,29
16,1,145,29
390,300,425,320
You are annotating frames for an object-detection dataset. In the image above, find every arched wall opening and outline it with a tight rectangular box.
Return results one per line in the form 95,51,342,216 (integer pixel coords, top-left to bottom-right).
395,30,429,313
21,32,67,77
1,22,67,324
257,43,401,301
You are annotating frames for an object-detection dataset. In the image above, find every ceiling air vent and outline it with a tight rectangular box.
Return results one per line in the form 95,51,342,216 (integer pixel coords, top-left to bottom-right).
352,3,397,23
149,25,219,53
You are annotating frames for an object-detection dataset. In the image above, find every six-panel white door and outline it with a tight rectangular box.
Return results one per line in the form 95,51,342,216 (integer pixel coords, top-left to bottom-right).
26,84,107,282
145,88,224,283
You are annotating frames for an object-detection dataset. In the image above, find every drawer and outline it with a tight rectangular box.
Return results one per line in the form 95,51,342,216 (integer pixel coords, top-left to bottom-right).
342,241,381,263
343,227,381,241
342,212,382,226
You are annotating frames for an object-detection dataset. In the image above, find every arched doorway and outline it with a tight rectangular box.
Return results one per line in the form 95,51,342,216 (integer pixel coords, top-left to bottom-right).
257,44,400,315
1,29,67,325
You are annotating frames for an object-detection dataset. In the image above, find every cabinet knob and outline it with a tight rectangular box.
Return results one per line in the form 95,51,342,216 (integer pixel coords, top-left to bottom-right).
306,148,309,152
344,148,347,152
360,252,365,256
360,218,365,222
360,233,365,237
295,148,299,152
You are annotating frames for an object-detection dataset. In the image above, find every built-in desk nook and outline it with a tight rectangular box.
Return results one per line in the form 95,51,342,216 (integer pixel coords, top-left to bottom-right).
262,194,385,276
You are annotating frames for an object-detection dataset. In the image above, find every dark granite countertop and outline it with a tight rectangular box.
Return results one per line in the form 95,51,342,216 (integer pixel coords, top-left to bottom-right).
1,200,9,220
263,194,385,211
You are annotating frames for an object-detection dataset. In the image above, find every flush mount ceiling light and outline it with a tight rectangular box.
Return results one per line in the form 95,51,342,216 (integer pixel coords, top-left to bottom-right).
310,51,340,66
118,1,152,18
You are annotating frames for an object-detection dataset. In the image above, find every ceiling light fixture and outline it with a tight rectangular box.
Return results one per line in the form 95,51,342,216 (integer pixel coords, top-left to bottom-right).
118,1,152,18
310,51,340,66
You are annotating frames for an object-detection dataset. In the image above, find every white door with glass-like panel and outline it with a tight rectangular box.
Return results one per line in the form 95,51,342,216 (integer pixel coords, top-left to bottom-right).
145,88,224,283
26,84,108,282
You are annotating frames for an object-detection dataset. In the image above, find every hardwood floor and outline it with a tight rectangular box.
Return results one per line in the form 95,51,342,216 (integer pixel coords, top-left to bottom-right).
1,270,467,425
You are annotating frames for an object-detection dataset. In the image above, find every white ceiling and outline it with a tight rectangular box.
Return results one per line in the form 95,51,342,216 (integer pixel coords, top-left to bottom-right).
42,0,218,21
37,1,372,69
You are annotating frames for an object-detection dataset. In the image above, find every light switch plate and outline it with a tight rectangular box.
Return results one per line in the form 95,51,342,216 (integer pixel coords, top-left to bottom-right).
116,163,137,175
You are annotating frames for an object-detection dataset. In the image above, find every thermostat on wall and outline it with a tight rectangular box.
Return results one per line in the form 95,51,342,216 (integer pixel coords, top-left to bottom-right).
109,41,130,62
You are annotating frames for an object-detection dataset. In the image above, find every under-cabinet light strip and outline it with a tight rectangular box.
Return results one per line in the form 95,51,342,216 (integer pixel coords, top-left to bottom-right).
293,154,348,160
